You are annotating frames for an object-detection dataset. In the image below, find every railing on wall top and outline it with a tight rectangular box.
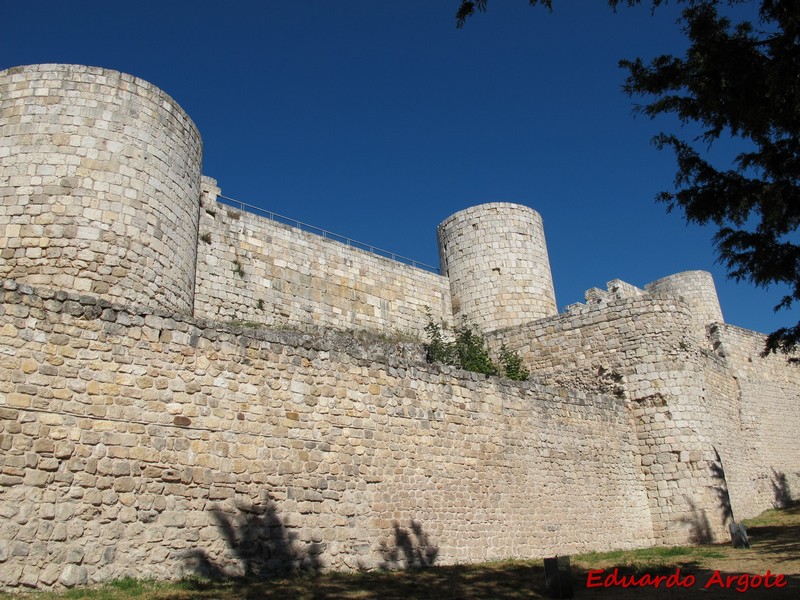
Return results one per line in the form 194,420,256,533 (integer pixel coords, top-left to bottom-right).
216,194,441,274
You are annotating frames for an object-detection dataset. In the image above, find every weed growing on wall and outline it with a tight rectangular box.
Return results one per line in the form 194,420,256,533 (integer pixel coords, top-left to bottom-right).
424,309,528,380
424,310,455,365
499,344,530,381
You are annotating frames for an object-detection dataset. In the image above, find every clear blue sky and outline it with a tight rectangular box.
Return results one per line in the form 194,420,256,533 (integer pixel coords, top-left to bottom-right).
3,0,792,334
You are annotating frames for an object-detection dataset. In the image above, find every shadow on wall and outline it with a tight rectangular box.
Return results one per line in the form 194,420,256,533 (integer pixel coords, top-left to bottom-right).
378,520,439,569
709,447,734,527
680,497,714,544
678,447,735,544
183,493,321,579
772,469,793,509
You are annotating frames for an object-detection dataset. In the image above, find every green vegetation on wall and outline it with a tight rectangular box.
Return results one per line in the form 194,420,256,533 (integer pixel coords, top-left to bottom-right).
424,309,529,381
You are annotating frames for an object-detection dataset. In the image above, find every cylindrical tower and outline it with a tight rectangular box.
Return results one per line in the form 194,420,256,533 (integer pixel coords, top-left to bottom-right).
645,270,724,332
438,202,557,333
0,64,202,314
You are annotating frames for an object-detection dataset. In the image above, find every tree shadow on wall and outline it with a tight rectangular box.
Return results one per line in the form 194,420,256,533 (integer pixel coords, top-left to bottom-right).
709,447,734,527
182,493,320,581
378,520,439,570
679,497,714,544
771,468,793,508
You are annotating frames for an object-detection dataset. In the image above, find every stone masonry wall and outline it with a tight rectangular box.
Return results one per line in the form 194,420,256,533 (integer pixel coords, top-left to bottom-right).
488,291,799,544
1,62,799,591
487,295,736,545
0,281,654,589
193,179,451,338
711,323,800,516
0,64,202,314
645,271,724,349
437,203,557,333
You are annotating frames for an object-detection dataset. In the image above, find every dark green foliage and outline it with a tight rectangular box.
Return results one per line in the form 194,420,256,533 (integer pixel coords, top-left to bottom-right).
424,311,457,366
233,259,245,278
499,344,530,381
621,0,800,356
424,310,529,379
452,324,498,376
425,309,495,374
457,0,800,356
456,0,552,28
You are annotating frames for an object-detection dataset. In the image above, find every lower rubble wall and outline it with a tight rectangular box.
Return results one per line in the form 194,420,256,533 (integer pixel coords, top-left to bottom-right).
0,281,653,589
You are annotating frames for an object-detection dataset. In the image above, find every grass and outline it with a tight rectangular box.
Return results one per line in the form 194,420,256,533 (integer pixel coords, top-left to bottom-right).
574,544,726,573
2,503,797,599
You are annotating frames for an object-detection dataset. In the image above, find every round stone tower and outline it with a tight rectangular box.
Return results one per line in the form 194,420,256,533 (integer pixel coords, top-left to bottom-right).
0,64,202,314
645,270,724,333
437,202,557,333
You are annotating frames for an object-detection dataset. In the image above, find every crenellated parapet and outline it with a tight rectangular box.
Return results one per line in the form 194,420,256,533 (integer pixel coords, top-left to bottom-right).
645,270,724,340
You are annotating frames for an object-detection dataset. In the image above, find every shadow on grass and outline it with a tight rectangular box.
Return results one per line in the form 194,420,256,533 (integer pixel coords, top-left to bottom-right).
742,503,800,566
158,560,800,599
164,561,551,599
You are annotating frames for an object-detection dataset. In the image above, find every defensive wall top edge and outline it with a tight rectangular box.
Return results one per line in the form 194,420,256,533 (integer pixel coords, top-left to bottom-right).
645,270,716,289
0,277,628,411
0,63,201,141
437,201,543,230
202,181,448,281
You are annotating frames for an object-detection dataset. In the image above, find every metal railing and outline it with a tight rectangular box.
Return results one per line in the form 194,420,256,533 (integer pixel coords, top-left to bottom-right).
216,194,440,274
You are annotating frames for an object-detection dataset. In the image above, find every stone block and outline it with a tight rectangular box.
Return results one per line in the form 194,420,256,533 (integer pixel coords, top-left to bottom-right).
59,565,88,588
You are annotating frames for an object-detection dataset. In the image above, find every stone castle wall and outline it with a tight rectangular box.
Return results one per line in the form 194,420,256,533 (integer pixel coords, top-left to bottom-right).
486,292,731,544
193,178,452,338
645,271,724,347
0,282,653,587
1,63,798,589
487,286,800,545
710,323,800,516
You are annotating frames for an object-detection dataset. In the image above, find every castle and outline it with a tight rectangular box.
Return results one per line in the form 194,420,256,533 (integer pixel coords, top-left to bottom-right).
1,64,798,589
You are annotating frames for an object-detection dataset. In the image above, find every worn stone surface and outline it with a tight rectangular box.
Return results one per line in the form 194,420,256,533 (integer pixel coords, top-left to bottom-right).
194,179,451,339
438,203,557,332
488,283,800,546
0,284,653,586
645,271,724,347
0,64,202,314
